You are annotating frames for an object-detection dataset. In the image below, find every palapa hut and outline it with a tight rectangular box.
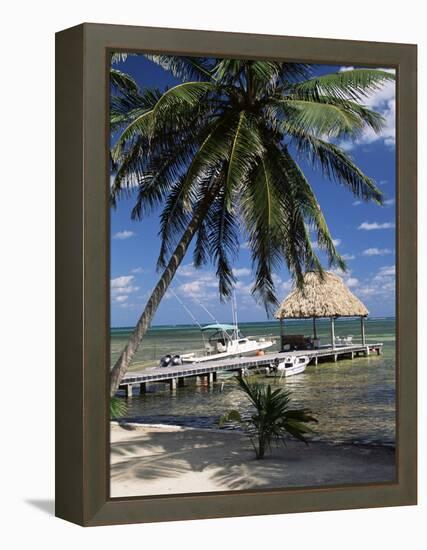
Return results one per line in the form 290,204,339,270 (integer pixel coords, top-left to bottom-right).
274,271,369,351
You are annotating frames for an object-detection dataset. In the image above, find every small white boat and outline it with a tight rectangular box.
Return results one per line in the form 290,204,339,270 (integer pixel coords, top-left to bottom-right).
274,355,310,377
179,324,274,364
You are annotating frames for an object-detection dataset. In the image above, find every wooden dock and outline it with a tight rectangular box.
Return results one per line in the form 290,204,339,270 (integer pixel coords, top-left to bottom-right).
119,343,383,397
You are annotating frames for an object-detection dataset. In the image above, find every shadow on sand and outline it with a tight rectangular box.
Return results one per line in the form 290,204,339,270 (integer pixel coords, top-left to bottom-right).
110,424,396,495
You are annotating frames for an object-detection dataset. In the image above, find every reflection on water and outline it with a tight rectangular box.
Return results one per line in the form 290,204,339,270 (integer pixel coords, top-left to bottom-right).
112,318,396,446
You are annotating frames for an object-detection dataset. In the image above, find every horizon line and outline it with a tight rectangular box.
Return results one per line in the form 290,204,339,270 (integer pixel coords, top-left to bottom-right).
111,315,396,330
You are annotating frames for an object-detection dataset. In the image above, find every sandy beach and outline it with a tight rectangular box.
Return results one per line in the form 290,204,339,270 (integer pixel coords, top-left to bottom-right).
110,423,395,497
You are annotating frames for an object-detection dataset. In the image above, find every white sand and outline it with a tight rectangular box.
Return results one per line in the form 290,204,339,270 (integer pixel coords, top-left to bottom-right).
110,423,395,497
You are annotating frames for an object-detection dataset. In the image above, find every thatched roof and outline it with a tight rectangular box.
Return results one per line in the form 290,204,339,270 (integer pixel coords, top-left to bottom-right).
274,271,369,319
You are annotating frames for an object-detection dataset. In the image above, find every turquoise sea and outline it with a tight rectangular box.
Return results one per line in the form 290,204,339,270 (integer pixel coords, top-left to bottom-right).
111,317,396,446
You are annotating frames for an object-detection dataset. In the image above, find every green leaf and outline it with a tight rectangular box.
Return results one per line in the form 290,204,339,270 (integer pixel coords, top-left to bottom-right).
292,68,395,102
110,68,139,95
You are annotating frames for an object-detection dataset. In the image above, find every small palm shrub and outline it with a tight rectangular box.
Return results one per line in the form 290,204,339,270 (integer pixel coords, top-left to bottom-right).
110,396,128,419
220,375,318,459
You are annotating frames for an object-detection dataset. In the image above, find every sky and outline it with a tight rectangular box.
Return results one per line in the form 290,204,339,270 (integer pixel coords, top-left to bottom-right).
110,56,396,327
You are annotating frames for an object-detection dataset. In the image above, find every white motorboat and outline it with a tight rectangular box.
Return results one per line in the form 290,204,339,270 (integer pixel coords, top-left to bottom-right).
273,355,310,377
159,290,274,367
179,324,274,364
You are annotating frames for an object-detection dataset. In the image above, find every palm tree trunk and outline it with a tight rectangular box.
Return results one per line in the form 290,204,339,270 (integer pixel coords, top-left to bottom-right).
110,185,218,396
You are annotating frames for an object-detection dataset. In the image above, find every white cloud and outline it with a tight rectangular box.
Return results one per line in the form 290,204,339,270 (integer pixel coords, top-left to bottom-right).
232,267,251,277
355,264,396,304
177,263,197,277
358,221,395,230
376,265,395,277
346,277,359,288
362,248,393,256
339,66,354,72
131,267,148,274
312,238,341,249
383,198,395,206
353,200,362,206
111,275,134,289
240,241,250,250
114,295,128,303
111,275,139,298
113,230,136,240
341,253,355,260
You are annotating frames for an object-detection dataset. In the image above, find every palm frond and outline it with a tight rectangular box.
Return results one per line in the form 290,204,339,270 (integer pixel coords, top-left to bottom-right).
291,134,383,203
279,146,346,270
205,185,239,298
225,112,266,202
277,98,366,138
240,156,286,310
111,52,132,65
152,81,215,120
212,59,246,83
110,68,139,95
145,54,214,81
292,68,395,101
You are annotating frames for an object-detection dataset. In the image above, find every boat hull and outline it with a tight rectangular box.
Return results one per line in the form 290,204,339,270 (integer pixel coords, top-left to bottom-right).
275,356,309,377
280,364,307,377
181,340,274,364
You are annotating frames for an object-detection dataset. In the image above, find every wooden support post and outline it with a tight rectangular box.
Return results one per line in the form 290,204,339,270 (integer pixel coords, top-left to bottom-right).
365,346,370,356
332,318,335,348
313,317,317,340
208,372,214,385
333,354,338,362
314,356,318,366
361,316,366,346
169,378,177,391
350,352,354,360
178,377,185,387
126,385,133,398
140,382,147,394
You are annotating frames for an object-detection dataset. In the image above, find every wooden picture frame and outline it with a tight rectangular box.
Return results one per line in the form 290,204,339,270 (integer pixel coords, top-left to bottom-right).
55,23,417,526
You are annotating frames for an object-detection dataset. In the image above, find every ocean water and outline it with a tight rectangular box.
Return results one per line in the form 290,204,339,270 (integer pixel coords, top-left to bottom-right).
110,318,396,446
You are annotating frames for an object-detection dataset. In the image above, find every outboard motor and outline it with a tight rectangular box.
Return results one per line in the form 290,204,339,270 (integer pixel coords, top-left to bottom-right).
171,354,182,366
159,354,172,368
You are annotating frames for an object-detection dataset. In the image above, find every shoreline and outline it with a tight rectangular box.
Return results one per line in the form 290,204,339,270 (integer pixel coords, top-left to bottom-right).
110,422,396,497
111,420,395,449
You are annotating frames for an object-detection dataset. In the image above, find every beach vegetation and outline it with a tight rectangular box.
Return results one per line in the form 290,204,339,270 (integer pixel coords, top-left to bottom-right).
220,375,318,459
110,396,128,419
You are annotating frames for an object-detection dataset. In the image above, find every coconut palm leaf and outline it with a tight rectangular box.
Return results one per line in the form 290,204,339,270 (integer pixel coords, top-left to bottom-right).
291,134,383,203
110,68,139,95
145,54,214,81
292,68,395,101
205,186,239,297
278,99,366,138
279,146,346,270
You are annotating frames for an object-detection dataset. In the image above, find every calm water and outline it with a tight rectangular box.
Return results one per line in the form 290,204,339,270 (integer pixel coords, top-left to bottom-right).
111,318,396,446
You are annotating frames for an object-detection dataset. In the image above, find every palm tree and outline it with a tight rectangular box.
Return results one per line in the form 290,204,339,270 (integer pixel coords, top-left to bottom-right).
109,55,393,395
220,375,318,459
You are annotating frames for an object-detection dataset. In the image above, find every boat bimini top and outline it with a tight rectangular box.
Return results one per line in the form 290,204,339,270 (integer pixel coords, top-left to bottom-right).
201,324,235,331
